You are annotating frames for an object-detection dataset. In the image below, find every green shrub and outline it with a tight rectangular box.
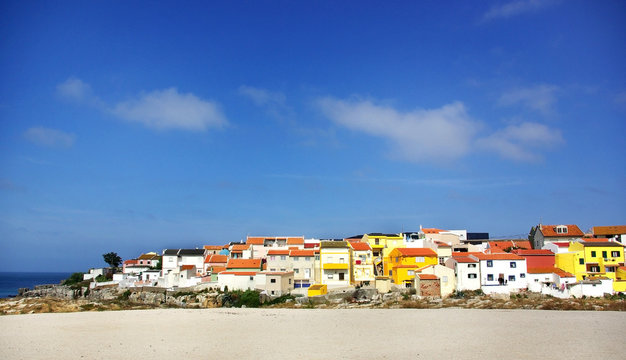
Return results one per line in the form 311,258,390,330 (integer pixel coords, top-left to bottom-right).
95,275,108,283
265,294,295,306
63,272,85,286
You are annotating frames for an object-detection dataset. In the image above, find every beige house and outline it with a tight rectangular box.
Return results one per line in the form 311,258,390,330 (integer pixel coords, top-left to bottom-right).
266,249,292,272
255,271,294,296
349,241,375,285
416,264,456,297
289,249,316,289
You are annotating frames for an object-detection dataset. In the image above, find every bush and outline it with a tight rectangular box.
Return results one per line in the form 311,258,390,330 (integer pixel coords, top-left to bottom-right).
62,272,85,286
95,275,108,283
222,289,261,308
265,294,295,306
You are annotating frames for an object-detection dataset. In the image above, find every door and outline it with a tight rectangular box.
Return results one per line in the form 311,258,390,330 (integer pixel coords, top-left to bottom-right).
304,268,310,279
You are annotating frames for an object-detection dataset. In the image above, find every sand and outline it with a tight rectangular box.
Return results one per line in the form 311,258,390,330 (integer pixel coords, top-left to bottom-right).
0,308,623,359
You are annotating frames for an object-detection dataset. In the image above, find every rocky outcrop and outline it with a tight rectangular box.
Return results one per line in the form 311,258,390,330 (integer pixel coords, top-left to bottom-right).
20,285,80,300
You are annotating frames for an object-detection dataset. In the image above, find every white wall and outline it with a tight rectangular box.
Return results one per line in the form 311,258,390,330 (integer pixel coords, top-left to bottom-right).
218,273,256,291
480,259,528,290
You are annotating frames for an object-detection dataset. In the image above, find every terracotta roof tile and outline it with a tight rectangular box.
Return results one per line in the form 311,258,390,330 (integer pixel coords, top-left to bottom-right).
593,225,626,236
527,267,574,277
267,249,290,256
422,228,445,234
246,237,265,245
396,248,437,257
205,254,228,263
552,242,570,248
474,253,524,261
416,274,438,280
203,245,223,250
219,271,257,276
453,256,479,263
210,266,226,273
180,265,195,271
226,259,261,269
290,250,315,257
488,240,532,251
540,224,584,237
349,242,372,251
287,237,304,245
513,249,554,256
231,244,250,251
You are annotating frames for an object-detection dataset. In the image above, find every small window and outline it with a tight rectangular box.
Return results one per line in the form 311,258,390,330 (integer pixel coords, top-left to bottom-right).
270,256,276,260
468,273,477,279
327,274,333,279
306,257,312,261
579,258,584,265
294,269,299,274
375,239,380,245
591,251,596,257
508,275,516,282
520,273,525,278
280,255,286,260
468,264,476,268
407,270,414,276
249,276,253,280
602,251,607,258
293,257,299,261
487,274,494,281
315,255,320,261
270,278,276,283
510,262,516,268
388,270,392,276
611,251,620,257
288,279,291,284
487,260,493,267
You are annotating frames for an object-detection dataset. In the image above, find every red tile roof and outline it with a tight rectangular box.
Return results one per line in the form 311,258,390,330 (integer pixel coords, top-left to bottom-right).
488,240,532,251
552,242,570,248
416,274,438,280
204,254,228,263
393,264,424,269
540,224,584,237
434,241,451,247
287,237,304,245
350,242,372,251
210,266,226,273
231,244,250,251
396,248,437,257
246,237,265,245
593,225,626,236
290,250,315,257
513,249,554,256
582,238,610,242
203,245,223,250
474,253,524,261
219,271,257,276
527,267,574,277
304,243,319,248
453,256,479,263
422,228,445,234
267,249,290,256
226,259,261,269
180,265,195,271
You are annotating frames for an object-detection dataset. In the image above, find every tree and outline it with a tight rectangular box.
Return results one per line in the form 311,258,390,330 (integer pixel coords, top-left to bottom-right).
103,252,122,268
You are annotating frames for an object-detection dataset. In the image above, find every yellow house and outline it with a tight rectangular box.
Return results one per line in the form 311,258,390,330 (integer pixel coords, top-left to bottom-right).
362,233,405,277
319,241,351,288
387,248,438,287
556,240,625,292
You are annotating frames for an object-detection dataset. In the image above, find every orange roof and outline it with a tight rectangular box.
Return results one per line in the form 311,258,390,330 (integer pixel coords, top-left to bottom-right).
287,237,304,245
210,266,226,273
434,241,451,247
513,249,554,256
396,248,437,257
393,264,424,269
219,271,257,276
290,250,315,257
226,259,261,269
180,265,195,271
267,249,290,256
488,240,532,251
205,254,228,263
552,242,570,248
454,256,478,263
583,238,610,242
422,228,445,234
593,225,626,236
231,244,250,251
540,224,584,237
527,267,574,277
288,246,299,250
246,237,265,245
203,245,223,250
350,242,372,251
453,251,483,257
474,253,524,261
417,274,438,280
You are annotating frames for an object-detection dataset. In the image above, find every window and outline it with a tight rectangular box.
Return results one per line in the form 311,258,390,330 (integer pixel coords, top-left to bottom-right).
315,255,320,261
510,262,516,268
339,272,345,281
169,257,173,262
612,251,620,257
520,273,525,278
556,225,568,234
271,290,275,295
591,251,596,257
388,270,392,276
249,276,253,280
375,239,380,245
487,260,493,267
280,256,286,260
327,274,333,279
294,268,299,274
442,276,448,283
487,274,494,281
289,279,292,284
270,268,276,271
270,256,276,260
579,258,584,265
439,257,445,265
468,264,477,268
339,257,345,263
280,268,286,272
468,274,477,279
508,275,516,282
606,266,616,272
407,270,414,276
270,278,276,283
306,257,312,261
293,257,299,261
602,251,607,258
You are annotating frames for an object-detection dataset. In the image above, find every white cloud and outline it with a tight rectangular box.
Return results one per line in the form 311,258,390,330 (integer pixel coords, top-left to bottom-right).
24,127,75,148
476,122,563,161
56,77,228,132
317,97,480,163
498,84,558,116
317,96,564,163
112,88,227,132
482,0,557,21
239,85,286,107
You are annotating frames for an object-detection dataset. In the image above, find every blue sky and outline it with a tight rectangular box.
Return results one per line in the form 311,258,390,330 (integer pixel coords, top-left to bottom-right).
1,1,625,272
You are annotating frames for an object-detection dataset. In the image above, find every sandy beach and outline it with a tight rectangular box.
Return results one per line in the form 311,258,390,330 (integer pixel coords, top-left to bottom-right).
0,308,623,359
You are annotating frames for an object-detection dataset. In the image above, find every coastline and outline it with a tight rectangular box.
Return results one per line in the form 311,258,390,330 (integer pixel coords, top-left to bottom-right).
1,308,624,359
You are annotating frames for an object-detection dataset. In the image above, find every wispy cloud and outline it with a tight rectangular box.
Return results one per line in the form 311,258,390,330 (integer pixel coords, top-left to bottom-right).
112,88,227,132
239,85,293,122
56,77,227,132
317,97,479,163
498,84,558,117
24,126,75,148
476,122,563,161
317,96,563,163
482,0,557,21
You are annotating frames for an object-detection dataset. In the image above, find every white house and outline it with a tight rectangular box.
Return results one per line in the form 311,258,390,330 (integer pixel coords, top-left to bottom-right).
526,267,576,294
218,271,257,291
474,253,528,294
161,249,206,278
568,277,614,297
445,254,481,291
417,264,456,297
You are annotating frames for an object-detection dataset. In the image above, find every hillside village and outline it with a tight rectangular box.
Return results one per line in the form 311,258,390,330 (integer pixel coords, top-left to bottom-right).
86,224,626,300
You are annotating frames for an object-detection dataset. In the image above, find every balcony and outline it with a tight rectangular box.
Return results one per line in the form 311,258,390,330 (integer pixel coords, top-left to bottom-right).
322,263,349,270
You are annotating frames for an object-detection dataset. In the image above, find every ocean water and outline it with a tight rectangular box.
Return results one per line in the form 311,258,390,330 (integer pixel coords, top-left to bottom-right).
0,272,71,298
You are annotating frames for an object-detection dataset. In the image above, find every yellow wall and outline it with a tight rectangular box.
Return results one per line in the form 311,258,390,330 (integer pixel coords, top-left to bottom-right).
387,248,438,285
308,284,327,296
560,242,626,291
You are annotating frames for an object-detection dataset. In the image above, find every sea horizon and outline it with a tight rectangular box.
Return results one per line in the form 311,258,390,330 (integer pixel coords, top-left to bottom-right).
0,272,72,298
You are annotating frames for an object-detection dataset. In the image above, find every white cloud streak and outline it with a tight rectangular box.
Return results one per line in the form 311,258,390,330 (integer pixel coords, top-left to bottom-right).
24,127,75,148
317,96,563,163
482,0,557,21
239,85,286,107
498,84,558,116
56,78,227,132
